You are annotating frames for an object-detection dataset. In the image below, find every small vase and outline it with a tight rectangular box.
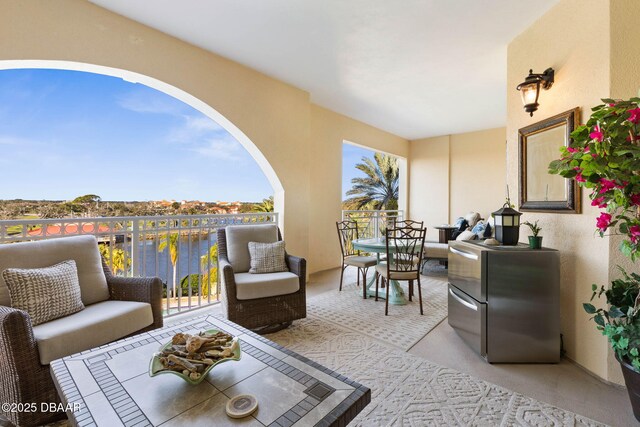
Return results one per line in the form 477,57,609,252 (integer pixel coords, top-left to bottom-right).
528,236,543,249
617,354,640,421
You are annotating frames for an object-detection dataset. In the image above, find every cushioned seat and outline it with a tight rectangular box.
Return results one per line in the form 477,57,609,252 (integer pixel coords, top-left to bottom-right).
344,255,377,268
33,300,153,364
423,242,449,259
375,262,419,280
234,271,300,300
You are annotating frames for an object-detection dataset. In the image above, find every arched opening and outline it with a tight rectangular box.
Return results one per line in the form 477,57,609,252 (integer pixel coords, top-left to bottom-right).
0,59,284,206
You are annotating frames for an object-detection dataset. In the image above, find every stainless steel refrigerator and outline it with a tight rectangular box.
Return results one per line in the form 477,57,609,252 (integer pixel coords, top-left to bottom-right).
447,240,560,363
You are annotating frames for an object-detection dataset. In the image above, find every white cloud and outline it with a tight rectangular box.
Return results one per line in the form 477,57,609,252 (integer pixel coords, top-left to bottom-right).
191,136,243,161
117,89,185,115
168,115,225,144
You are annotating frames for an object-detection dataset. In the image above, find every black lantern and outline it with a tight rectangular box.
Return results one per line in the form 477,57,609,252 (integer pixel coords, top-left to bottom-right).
516,68,554,116
492,203,522,245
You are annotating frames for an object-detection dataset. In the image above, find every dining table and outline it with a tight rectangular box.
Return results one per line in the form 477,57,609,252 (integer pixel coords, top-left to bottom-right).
352,237,423,306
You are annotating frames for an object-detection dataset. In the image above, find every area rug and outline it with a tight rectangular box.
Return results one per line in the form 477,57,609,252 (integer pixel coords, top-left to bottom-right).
267,317,606,427
308,276,448,351
421,259,448,277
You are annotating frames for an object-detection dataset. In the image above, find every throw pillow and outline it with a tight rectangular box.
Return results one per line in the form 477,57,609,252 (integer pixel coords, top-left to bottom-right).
483,222,493,238
451,219,469,239
456,230,478,241
2,260,85,326
464,212,481,228
248,241,288,274
471,220,486,239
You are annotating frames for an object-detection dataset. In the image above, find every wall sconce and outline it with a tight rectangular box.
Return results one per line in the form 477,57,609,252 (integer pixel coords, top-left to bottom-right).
516,68,554,116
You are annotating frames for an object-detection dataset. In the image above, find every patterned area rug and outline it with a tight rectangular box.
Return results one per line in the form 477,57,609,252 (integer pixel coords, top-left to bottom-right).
267,317,606,427
308,276,448,350
421,259,448,277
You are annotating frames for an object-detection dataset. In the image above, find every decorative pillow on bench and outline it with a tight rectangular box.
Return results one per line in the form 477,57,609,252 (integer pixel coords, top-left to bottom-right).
2,260,85,326
248,241,289,274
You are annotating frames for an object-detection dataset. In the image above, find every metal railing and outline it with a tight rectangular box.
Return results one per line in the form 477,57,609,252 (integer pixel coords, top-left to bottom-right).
341,210,403,239
0,213,278,316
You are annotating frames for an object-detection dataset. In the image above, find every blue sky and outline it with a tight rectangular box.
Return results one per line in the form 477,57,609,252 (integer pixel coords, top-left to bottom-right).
0,69,275,202
342,143,375,200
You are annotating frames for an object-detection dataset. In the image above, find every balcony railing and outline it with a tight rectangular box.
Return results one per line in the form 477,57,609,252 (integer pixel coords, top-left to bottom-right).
341,210,403,239
0,213,278,316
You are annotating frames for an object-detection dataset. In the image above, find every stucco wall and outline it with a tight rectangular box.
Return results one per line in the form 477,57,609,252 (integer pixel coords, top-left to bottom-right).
0,0,409,274
507,0,612,380
409,128,505,241
408,136,450,241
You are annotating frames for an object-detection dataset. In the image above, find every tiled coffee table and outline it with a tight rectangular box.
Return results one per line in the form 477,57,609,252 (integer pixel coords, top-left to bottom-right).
50,315,370,427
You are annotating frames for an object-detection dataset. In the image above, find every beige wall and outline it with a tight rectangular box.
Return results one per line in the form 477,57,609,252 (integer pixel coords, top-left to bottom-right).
409,136,450,241
450,128,506,221
0,0,408,274
507,0,612,380
409,128,505,241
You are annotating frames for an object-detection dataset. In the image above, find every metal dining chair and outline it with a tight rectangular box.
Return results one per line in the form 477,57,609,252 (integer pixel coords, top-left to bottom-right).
394,219,424,229
375,225,426,315
336,220,377,298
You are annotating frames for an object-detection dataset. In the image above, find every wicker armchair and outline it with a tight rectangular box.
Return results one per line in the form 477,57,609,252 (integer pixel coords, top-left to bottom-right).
217,225,306,332
0,238,163,427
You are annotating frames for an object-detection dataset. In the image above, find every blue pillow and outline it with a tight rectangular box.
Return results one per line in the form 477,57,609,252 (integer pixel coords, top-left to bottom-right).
471,221,486,239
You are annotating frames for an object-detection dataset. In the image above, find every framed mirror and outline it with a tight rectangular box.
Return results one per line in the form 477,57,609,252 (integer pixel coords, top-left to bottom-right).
518,108,581,213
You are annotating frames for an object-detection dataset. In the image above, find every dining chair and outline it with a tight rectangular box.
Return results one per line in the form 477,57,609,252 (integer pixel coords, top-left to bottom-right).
394,219,424,229
336,220,377,298
375,225,426,315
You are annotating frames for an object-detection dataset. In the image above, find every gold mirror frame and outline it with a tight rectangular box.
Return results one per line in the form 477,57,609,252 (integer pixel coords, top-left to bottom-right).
518,108,581,213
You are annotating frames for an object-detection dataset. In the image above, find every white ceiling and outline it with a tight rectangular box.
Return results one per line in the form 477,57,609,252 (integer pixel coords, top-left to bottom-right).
90,0,558,140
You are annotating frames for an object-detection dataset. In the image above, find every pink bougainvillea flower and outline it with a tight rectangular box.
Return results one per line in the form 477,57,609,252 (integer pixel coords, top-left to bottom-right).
630,225,640,244
609,103,616,107
590,125,604,142
599,178,617,193
628,108,640,124
591,196,607,208
567,146,580,153
575,172,586,183
596,212,612,232
631,193,640,206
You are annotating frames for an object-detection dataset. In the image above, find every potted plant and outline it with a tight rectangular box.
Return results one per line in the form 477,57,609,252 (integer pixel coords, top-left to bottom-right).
522,220,543,249
549,97,640,420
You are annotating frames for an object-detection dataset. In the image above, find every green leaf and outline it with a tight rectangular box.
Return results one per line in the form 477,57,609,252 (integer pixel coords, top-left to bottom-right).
619,337,630,349
594,314,605,327
631,348,639,357
609,307,625,318
592,284,597,292
583,303,597,314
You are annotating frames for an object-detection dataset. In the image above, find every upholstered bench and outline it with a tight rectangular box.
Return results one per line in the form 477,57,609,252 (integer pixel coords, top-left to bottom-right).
0,235,162,427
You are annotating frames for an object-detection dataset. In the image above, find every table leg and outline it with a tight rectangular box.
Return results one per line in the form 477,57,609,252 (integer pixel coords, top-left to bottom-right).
362,260,407,305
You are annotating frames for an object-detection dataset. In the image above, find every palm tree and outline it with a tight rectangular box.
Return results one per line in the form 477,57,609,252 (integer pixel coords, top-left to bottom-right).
158,232,179,298
344,153,399,210
253,196,274,213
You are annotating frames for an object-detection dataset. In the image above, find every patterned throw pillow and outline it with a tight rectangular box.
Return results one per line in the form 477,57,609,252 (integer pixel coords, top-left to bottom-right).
2,260,85,326
248,241,288,274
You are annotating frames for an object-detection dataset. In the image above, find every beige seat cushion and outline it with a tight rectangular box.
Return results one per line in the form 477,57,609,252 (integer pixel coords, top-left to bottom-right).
32,300,153,364
375,263,420,280
344,255,377,268
226,225,278,273
234,272,300,300
0,235,109,307
424,242,448,259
